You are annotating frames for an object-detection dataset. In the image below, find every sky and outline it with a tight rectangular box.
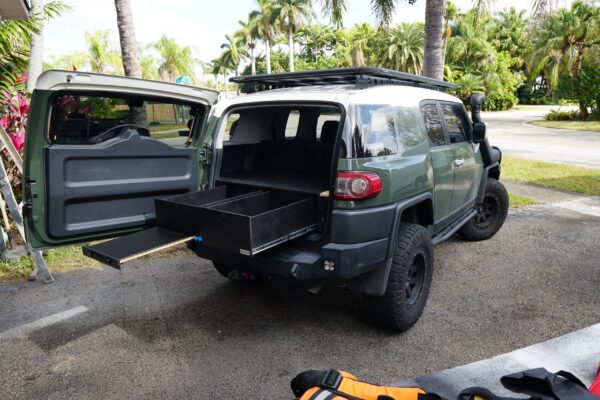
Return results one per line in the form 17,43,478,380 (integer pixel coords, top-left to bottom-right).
42,0,573,72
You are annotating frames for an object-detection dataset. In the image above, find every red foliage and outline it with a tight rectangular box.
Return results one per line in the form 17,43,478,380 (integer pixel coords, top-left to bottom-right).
0,74,29,152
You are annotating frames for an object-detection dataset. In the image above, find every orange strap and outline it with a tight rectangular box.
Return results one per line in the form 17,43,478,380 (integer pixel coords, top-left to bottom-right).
295,370,434,400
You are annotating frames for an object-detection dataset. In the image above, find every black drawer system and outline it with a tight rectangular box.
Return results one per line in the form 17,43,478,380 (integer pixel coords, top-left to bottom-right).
83,185,318,268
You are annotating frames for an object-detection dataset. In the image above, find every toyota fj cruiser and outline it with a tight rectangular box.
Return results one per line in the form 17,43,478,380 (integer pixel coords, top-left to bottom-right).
23,67,508,331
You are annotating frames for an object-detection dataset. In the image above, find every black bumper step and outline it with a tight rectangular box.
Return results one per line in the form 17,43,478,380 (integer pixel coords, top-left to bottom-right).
83,227,194,269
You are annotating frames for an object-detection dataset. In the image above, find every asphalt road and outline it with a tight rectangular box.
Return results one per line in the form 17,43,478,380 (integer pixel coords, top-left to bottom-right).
1,203,599,399
484,106,600,169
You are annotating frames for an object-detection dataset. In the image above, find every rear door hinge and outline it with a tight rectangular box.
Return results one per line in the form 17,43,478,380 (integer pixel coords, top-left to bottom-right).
200,144,212,165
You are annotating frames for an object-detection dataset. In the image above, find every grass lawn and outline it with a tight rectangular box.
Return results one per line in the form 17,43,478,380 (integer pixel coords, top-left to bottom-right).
148,124,185,133
503,156,600,196
529,119,600,132
0,242,189,281
509,193,538,208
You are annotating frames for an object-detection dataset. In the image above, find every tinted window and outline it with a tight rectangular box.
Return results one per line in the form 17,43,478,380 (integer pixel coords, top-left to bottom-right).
421,104,446,146
354,105,398,157
441,103,469,143
394,106,427,148
49,93,198,146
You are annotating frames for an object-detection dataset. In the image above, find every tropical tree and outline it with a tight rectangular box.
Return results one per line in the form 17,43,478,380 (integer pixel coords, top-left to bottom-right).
423,0,446,80
114,0,141,78
220,33,248,77
211,58,229,96
220,33,248,93
250,0,278,74
273,0,314,72
83,30,122,74
151,35,197,82
528,0,600,117
236,18,259,75
489,7,529,70
380,22,424,74
347,23,377,67
139,51,160,80
26,0,44,92
0,1,66,85
322,0,447,80
442,1,457,64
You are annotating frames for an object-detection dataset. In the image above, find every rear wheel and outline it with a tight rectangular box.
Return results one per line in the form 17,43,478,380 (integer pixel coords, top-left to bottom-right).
459,178,508,241
367,223,434,332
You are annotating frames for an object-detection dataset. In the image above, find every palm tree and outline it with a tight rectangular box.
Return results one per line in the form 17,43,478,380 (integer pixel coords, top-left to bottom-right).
348,23,376,67
83,30,122,74
114,0,141,78
423,0,446,80
236,19,258,75
151,35,197,82
322,0,446,80
139,51,159,80
528,0,600,117
211,58,229,96
273,0,314,72
220,33,248,94
26,0,44,92
251,0,278,74
0,1,66,87
380,22,424,74
442,1,457,64
220,34,248,77
490,7,528,70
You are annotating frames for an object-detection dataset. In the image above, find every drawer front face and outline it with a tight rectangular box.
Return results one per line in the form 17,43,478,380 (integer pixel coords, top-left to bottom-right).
156,187,317,256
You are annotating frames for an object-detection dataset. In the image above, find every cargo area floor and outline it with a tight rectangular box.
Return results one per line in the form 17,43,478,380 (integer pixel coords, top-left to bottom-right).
218,171,328,195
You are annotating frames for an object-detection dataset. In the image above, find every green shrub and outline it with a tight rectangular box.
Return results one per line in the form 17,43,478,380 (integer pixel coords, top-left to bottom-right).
545,109,580,121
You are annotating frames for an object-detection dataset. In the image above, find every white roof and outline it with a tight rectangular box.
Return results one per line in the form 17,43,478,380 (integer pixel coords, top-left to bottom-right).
214,84,461,116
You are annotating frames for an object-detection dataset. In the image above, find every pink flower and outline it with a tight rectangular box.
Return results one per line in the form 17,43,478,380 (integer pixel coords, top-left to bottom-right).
9,132,25,151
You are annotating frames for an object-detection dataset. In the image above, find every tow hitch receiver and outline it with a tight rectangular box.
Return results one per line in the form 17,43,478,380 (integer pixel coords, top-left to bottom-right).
83,227,193,269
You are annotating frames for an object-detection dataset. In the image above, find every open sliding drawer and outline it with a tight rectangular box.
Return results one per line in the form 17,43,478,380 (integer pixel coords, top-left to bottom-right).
83,185,317,268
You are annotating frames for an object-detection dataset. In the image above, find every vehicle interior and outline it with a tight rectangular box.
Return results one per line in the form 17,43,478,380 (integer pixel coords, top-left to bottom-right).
215,104,343,196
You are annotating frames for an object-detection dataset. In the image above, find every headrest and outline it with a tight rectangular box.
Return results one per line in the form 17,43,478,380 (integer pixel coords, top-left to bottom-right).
320,120,339,145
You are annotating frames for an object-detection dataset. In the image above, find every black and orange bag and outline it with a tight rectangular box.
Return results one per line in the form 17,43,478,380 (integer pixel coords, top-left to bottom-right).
291,369,443,400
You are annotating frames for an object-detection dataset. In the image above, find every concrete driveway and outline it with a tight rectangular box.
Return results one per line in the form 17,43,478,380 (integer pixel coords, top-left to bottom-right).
484,106,600,169
1,202,599,399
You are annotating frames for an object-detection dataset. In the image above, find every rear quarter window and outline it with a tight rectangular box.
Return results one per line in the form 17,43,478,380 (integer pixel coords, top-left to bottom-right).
351,105,426,158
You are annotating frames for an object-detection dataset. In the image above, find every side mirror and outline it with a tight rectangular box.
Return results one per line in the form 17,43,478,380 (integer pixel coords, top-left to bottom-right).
472,122,486,143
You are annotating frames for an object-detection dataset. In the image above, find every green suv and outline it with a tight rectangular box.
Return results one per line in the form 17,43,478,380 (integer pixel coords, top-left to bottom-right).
23,68,508,331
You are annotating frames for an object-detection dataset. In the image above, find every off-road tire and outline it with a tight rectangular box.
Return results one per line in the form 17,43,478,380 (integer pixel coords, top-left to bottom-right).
459,178,508,242
367,223,434,332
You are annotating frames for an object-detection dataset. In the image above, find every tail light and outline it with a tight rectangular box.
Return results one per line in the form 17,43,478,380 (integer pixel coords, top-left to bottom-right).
335,172,382,200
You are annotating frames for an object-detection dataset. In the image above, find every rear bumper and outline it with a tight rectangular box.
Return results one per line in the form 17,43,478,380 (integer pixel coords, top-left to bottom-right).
190,203,398,292
191,236,389,284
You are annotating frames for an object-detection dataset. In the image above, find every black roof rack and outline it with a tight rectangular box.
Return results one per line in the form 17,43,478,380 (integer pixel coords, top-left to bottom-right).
230,67,457,94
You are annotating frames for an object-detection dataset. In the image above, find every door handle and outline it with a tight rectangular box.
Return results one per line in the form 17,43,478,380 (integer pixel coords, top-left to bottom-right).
453,158,465,167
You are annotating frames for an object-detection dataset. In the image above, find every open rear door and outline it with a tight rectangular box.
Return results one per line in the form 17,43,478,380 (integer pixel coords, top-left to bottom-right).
23,70,217,249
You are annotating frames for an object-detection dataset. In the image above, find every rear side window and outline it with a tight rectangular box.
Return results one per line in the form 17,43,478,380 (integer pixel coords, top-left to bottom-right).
285,110,300,138
421,103,446,146
441,103,469,143
48,93,199,146
354,105,399,157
